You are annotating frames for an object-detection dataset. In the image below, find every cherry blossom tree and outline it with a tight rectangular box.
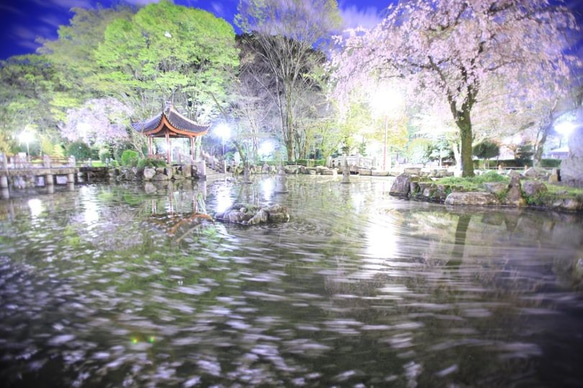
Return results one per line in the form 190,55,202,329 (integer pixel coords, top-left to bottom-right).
331,0,579,176
60,97,133,145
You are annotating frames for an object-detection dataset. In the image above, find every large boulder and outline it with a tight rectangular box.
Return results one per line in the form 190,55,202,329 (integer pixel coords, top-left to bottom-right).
143,167,156,180
523,167,548,180
522,180,548,197
389,174,411,197
506,175,525,206
445,192,499,206
561,156,583,185
484,182,508,195
561,110,583,185
215,203,290,225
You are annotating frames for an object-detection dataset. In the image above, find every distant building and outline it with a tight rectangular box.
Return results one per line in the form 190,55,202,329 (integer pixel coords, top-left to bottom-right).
545,146,569,160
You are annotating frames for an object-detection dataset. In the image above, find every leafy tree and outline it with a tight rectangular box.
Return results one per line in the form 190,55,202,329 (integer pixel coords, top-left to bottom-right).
331,0,579,177
95,0,238,122
407,138,433,165
0,55,63,154
67,140,94,160
473,140,499,159
236,0,342,161
473,139,499,168
40,5,135,107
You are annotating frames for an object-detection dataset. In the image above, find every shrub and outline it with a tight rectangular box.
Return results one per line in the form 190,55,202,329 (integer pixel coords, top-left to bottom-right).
67,141,94,160
541,159,561,168
137,157,167,169
99,148,112,163
437,171,508,191
473,140,500,159
120,149,139,167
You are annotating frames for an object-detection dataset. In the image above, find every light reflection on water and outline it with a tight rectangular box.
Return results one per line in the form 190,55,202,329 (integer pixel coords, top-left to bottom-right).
0,176,582,387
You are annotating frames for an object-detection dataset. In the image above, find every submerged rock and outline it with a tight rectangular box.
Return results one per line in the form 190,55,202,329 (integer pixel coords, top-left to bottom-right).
215,203,290,225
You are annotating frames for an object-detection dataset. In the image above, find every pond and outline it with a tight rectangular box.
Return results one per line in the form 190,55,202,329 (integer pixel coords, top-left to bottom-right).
0,176,582,387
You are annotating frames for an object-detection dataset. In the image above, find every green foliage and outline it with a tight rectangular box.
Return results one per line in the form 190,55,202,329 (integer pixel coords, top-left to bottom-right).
95,1,238,119
407,138,432,164
0,131,15,154
99,148,112,163
137,158,167,169
67,141,94,160
515,144,534,161
437,171,509,191
113,142,135,162
541,159,562,168
358,141,367,157
0,55,63,148
472,140,500,159
495,159,532,168
52,144,65,158
121,150,139,167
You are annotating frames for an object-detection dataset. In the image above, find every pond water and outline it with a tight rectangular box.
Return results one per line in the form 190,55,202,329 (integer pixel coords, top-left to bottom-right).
0,176,582,387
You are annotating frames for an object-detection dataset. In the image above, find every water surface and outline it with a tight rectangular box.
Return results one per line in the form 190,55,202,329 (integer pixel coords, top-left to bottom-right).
0,176,582,387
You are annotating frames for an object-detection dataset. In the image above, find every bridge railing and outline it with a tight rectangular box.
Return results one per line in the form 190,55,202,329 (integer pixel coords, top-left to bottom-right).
330,155,375,169
0,154,77,170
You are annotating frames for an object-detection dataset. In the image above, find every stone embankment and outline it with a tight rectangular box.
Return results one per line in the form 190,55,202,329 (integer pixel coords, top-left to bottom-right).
389,169,583,212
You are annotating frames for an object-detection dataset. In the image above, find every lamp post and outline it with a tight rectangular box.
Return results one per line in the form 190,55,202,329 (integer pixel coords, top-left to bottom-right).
19,131,34,162
215,123,231,155
215,123,231,173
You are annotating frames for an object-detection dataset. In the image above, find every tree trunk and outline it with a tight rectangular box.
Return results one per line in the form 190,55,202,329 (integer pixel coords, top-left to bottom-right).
450,139,461,171
533,124,550,168
456,116,475,177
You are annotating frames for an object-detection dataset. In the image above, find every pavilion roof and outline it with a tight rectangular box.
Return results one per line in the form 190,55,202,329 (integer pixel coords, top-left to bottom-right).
132,103,209,138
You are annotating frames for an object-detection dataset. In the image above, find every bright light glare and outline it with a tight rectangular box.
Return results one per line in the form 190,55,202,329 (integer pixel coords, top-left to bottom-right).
215,186,233,214
555,121,576,136
215,124,231,142
259,140,275,157
370,87,403,116
261,178,274,201
28,199,43,218
19,131,34,144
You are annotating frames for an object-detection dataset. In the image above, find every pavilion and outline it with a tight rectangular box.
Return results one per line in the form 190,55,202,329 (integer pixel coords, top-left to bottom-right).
132,102,209,164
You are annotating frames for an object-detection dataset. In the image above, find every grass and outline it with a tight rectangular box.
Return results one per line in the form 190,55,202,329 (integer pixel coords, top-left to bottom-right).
546,184,583,196
436,171,509,191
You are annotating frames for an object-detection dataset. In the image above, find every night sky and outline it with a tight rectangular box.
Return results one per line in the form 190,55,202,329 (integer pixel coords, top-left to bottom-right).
0,0,389,60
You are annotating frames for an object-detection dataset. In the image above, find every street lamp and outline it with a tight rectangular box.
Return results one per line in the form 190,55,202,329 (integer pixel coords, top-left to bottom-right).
215,123,231,155
19,131,35,160
370,87,403,171
555,121,576,147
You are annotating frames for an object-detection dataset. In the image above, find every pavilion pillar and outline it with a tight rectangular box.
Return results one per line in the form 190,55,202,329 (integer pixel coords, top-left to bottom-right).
165,132,171,164
190,137,195,162
148,136,153,156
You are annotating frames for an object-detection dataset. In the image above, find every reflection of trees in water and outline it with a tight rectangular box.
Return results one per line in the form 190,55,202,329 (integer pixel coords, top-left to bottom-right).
316,205,583,386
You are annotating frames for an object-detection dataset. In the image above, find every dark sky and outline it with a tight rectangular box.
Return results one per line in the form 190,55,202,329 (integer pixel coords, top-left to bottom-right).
0,0,388,60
